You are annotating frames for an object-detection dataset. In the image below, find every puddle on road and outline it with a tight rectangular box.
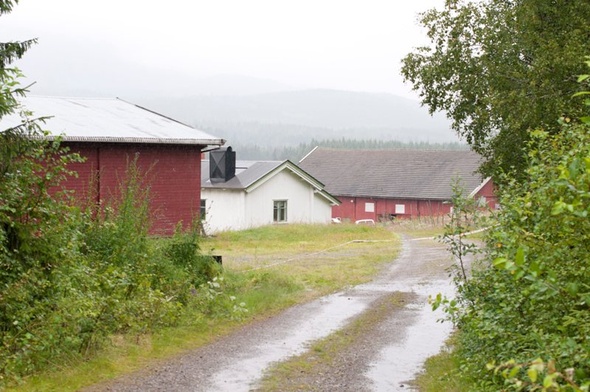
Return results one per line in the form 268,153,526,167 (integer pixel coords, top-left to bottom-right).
208,292,371,392
208,238,456,392
366,279,455,392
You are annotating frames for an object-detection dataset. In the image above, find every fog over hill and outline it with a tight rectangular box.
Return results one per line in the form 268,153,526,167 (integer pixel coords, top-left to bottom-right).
28,69,460,159
135,87,459,157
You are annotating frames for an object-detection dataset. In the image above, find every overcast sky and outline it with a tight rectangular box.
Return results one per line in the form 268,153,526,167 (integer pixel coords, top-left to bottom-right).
1,0,443,99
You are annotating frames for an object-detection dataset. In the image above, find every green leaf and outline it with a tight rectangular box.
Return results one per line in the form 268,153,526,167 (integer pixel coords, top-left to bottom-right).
529,260,541,277
566,282,579,295
551,201,566,215
543,375,554,388
572,91,590,97
514,247,525,266
527,367,538,382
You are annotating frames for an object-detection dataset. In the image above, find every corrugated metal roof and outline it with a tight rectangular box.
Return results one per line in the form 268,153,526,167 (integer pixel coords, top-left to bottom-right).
0,96,225,146
298,148,485,200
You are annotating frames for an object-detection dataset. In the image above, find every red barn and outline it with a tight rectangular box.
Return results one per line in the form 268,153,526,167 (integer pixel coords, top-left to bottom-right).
299,147,497,223
3,96,225,235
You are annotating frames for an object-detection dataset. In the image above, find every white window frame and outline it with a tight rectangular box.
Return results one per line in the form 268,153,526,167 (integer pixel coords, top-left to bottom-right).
395,204,405,214
365,202,375,213
200,199,207,220
273,200,288,223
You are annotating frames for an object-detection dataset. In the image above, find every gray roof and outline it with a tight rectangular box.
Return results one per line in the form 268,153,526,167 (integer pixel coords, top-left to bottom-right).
298,148,486,200
1,96,225,146
202,159,340,205
202,160,283,189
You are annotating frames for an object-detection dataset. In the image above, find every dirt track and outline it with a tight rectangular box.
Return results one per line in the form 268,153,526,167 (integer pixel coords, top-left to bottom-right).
83,235,455,392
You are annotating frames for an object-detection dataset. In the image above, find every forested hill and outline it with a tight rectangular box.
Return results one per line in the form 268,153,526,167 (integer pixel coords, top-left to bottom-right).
232,138,468,162
137,89,458,159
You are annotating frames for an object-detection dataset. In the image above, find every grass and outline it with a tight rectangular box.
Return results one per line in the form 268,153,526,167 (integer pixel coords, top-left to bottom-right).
203,223,400,295
388,218,447,239
8,223,400,391
413,334,471,392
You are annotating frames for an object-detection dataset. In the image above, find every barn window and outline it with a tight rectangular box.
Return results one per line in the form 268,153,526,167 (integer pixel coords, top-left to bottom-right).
365,202,375,212
273,200,288,222
477,196,487,207
395,204,405,214
200,199,207,220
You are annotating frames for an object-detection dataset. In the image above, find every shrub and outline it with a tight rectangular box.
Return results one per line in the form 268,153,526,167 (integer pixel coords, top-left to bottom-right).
164,223,222,286
432,58,590,391
0,149,227,386
448,98,590,390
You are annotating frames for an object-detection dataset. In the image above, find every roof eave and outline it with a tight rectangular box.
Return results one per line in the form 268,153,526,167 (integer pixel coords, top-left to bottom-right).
332,193,453,201
315,190,341,206
45,135,226,146
468,177,492,198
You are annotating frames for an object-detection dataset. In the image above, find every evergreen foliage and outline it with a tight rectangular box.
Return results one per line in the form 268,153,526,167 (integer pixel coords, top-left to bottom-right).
0,1,36,70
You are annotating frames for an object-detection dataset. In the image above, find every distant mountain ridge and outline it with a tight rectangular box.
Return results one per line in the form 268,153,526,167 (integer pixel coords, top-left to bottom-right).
136,89,457,148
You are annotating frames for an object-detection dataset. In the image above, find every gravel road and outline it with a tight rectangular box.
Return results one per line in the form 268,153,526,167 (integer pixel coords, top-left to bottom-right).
83,235,455,392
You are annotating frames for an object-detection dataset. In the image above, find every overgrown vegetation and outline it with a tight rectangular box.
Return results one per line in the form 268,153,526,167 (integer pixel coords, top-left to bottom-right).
438,177,487,282
426,59,590,391
0,145,227,387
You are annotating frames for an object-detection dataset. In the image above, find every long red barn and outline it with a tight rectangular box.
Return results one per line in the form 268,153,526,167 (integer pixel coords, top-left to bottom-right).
299,147,496,223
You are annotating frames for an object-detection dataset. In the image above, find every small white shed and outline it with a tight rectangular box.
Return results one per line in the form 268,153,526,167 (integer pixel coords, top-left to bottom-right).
201,147,340,234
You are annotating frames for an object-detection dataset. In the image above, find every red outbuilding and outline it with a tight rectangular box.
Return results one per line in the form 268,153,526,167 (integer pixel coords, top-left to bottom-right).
299,147,497,223
3,96,225,235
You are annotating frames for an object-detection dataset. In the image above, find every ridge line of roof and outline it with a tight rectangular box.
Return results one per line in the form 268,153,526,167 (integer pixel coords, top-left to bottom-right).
25,95,114,100
116,97,199,131
312,147,474,153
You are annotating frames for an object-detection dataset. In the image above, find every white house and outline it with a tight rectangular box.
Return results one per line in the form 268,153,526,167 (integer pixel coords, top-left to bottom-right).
201,147,340,234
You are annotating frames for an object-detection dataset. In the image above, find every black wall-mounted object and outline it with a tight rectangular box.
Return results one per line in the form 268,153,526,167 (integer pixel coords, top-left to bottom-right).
210,146,236,183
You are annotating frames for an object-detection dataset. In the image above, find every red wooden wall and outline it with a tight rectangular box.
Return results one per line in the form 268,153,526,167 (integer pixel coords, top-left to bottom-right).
473,179,498,210
331,180,497,223
332,197,450,222
62,142,203,235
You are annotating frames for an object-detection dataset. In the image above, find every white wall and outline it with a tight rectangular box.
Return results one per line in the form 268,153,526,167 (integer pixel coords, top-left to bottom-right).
203,169,334,234
312,194,333,222
201,188,245,234
245,170,333,227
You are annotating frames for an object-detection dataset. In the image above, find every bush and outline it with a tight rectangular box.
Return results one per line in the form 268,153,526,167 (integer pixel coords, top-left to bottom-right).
165,230,221,284
442,58,590,391
0,84,85,380
0,150,229,387
449,121,590,391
